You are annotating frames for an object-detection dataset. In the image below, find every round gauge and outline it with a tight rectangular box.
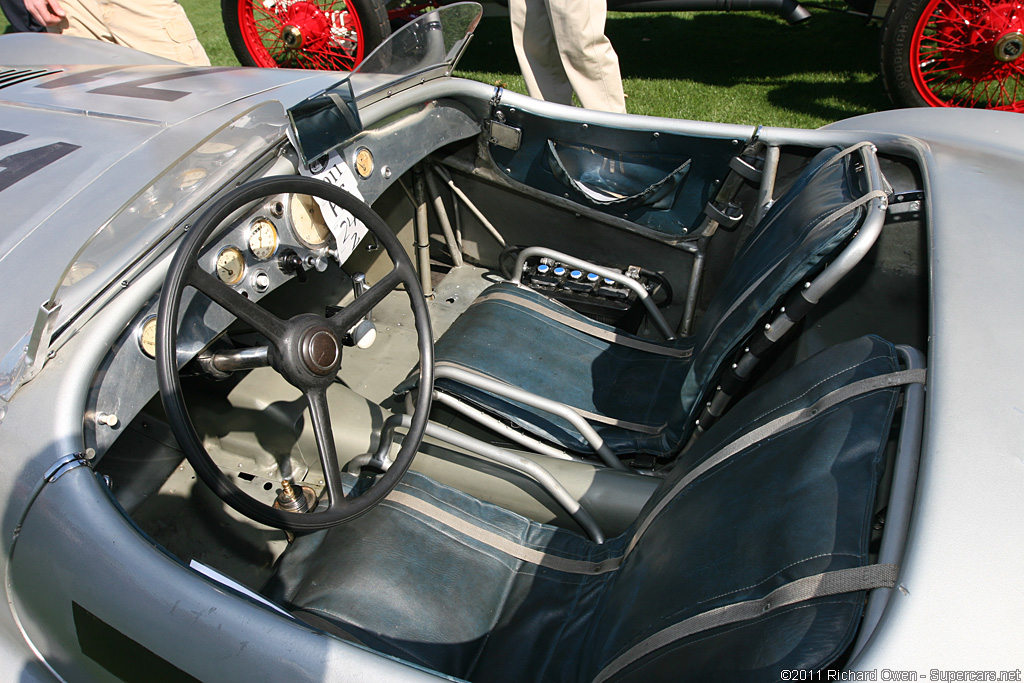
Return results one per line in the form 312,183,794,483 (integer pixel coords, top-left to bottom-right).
197,141,236,155
248,218,279,260
61,260,97,287
290,194,331,247
137,316,158,358
140,195,174,218
354,147,374,179
216,247,246,285
177,168,208,190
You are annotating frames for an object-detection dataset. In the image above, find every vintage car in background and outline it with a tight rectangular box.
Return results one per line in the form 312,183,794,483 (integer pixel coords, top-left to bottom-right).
0,5,1021,680
223,0,1024,112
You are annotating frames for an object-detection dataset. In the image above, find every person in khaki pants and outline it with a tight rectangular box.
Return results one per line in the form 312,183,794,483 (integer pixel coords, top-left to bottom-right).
25,0,210,66
510,0,626,114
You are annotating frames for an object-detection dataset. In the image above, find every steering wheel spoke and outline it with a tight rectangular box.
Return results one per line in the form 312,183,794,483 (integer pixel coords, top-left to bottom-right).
304,386,345,511
328,266,405,334
187,264,288,341
157,175,434,531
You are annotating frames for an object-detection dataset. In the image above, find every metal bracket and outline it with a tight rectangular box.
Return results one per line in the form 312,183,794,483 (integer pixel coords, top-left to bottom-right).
728,156,763,184
488,120,522,150
488,85,504,111
886,189,924,222
22,299,61,385
890,190,924,204
45,453,91,483
703,201,744,230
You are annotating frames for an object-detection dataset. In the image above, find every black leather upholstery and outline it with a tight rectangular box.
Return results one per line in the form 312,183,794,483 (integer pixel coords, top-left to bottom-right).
426,145,871,458
271,336,906,682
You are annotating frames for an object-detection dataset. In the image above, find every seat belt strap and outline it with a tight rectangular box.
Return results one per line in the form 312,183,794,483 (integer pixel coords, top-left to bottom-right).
593,564,900,683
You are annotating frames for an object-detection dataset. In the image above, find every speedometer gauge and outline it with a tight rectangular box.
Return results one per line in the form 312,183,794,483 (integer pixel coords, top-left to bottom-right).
290,194,331,247
248,218,278,260
216,247,245,285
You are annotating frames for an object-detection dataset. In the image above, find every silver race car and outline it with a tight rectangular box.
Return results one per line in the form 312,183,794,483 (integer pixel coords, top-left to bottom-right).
0,5,1020,681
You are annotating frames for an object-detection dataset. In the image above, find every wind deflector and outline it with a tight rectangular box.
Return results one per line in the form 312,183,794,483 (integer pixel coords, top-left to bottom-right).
288,2,482,165
288,80,361,166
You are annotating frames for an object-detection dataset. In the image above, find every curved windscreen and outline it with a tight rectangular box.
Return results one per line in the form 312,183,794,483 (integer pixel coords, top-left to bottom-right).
355,2,482,81
288,2,482,165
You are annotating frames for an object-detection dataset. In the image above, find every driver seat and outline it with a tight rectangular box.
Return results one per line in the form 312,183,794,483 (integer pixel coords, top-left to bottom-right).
268,335,921,682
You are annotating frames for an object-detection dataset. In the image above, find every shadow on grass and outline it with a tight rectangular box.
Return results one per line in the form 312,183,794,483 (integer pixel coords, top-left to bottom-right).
458,8,891,122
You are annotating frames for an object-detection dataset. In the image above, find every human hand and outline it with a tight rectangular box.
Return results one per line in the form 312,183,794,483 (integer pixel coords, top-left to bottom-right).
25,0,66,27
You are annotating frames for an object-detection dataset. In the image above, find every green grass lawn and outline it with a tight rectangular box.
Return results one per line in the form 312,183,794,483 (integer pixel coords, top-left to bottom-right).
460,6,890,127
3,0,890,128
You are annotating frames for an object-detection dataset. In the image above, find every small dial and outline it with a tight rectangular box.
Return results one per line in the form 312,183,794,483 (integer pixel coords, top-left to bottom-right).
290,194,331,247
138,316,158,358
140,194,174,218
177,167,208,190
354,147,374,179
197,141,236,155
216,247,246,285
61,260,97,287
248,218,279,260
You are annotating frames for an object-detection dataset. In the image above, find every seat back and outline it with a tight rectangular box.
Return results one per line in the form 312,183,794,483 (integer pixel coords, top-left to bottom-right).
666,143,888,447
271,337,922,682
583,335,910,681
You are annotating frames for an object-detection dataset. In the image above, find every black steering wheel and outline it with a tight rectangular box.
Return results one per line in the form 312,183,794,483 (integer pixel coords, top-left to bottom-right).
156,175,433,531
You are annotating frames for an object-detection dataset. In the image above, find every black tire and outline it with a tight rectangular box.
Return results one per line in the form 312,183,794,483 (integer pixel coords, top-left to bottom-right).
878,0,931,108
223,0,390,70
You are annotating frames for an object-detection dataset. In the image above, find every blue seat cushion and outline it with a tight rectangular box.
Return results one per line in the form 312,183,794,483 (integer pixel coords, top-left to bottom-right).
432,281,696,455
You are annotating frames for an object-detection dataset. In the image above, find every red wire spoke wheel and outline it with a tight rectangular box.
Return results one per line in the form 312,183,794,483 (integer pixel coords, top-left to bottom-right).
224,0,389,70
881,0,1024,111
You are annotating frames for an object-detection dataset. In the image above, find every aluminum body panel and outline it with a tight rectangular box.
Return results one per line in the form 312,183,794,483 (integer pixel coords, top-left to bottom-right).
0,63,341,400
825,109,1024,670
9,466,449,682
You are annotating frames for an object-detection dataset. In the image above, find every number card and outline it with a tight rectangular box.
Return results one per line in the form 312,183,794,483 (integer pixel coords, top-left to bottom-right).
299,151,368,264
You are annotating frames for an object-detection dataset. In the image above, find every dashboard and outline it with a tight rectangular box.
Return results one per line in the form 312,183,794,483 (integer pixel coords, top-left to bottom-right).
86,165,366,462
81,95,484,463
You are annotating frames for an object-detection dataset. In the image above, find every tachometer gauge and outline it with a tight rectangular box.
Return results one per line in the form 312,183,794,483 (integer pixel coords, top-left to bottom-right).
216,247,245,285
290,194,331,247
137,316,158,358
248,218,278,260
